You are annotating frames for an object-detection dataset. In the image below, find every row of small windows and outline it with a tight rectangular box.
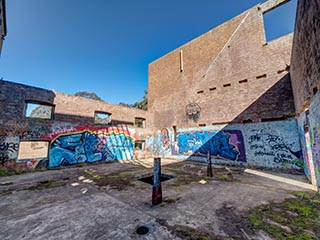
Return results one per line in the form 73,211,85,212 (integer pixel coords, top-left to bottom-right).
197,67,290,95
24,102,145,128
197,73,271,94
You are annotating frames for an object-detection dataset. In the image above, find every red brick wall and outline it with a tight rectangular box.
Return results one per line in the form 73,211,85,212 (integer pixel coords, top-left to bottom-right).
290,0,320,113
148,4,295,129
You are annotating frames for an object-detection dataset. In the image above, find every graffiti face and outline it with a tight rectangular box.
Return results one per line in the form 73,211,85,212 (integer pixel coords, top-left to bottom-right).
161,128,170,149
174,130,246,162
185,103,201,122
49,128,134,167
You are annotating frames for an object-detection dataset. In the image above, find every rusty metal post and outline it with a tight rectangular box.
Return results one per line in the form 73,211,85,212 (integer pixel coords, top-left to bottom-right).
152,157,162,205
207,151,213,177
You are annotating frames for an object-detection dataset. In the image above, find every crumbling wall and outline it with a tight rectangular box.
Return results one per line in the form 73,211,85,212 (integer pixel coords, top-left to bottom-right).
0,80,151,170
291,0,320,189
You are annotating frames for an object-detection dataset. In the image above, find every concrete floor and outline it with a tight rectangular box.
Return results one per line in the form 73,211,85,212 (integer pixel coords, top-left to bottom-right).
0,159,313,240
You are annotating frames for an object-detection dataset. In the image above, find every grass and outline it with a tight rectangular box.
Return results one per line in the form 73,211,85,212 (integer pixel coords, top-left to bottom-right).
28,181,66,190
246,191,320,239
0,167,35,176
83,169,102,180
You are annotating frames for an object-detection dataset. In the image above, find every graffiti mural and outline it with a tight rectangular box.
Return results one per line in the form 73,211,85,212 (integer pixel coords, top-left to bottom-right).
247,129,303,168
174,130,246,162
49,126,135,167
21,122,50,140
311,124,320,178
0,136,19,166
161,128,170,149
185,103,201,122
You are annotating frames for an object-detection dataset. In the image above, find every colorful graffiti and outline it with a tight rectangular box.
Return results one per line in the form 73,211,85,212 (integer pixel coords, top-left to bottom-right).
0,136,19,166
21,122,50,140
247,129,303,168
161,128,170,149
311,125,320,177
174,130,246,162
49,127,135,167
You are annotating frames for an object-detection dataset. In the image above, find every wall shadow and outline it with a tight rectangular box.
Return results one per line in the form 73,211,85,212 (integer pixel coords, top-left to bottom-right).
180,73,303,169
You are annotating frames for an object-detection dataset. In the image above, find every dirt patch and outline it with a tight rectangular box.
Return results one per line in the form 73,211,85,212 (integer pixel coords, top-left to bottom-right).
84,168,139,191
162,162,236,191
156,218,224,240
27,180,66,191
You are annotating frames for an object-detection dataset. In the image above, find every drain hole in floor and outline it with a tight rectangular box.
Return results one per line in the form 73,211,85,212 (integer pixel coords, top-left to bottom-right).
136,226,150,235
138,174,175,185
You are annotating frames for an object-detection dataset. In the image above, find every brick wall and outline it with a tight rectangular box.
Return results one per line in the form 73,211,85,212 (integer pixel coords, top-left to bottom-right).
291,0,320,190
148,2,295,129
290,0,320,113
0,80,152,169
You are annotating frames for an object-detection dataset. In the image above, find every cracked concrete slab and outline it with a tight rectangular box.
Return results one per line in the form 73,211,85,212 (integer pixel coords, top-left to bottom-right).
0,160,312,239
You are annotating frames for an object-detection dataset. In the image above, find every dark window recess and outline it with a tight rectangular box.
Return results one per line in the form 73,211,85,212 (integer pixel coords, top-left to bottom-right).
209,87,217,91
277,69,286,74
94,111,111,124
242,119,253,123
134,141,144,150
223,83,231,87
313,86,318,95
135,117,146,128
256,74,267,79
239,79,248,84
261,116,287,122
172,126,177,142
197,90,204,94
212,122,230,125
25,102,53,119
199,124,206,127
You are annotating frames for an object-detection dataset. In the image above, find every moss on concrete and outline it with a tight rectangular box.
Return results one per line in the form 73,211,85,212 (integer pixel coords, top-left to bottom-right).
247,191,320,239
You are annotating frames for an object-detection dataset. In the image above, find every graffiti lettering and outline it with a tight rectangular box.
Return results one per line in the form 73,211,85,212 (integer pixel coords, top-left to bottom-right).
174,130,246,162
0,136,20,166
47,126,77,139
21,130,42,140
248,129,302,167
49,129,134,167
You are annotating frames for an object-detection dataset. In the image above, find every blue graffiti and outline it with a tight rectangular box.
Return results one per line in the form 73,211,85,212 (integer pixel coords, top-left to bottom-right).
49,131,134,167
177,131,240,161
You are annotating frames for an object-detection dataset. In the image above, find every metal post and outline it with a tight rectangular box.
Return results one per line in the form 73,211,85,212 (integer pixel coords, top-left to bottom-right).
152,157,162,205
207,151,213,177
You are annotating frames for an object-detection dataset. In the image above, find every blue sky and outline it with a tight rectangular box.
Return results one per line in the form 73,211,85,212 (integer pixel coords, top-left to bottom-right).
0,0,297,105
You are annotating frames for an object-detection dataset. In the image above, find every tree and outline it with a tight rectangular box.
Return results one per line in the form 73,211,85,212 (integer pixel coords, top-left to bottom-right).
118,102,132,108
131,89,148,110
118,89,148,110
29,105,52,119
74,91,102,101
